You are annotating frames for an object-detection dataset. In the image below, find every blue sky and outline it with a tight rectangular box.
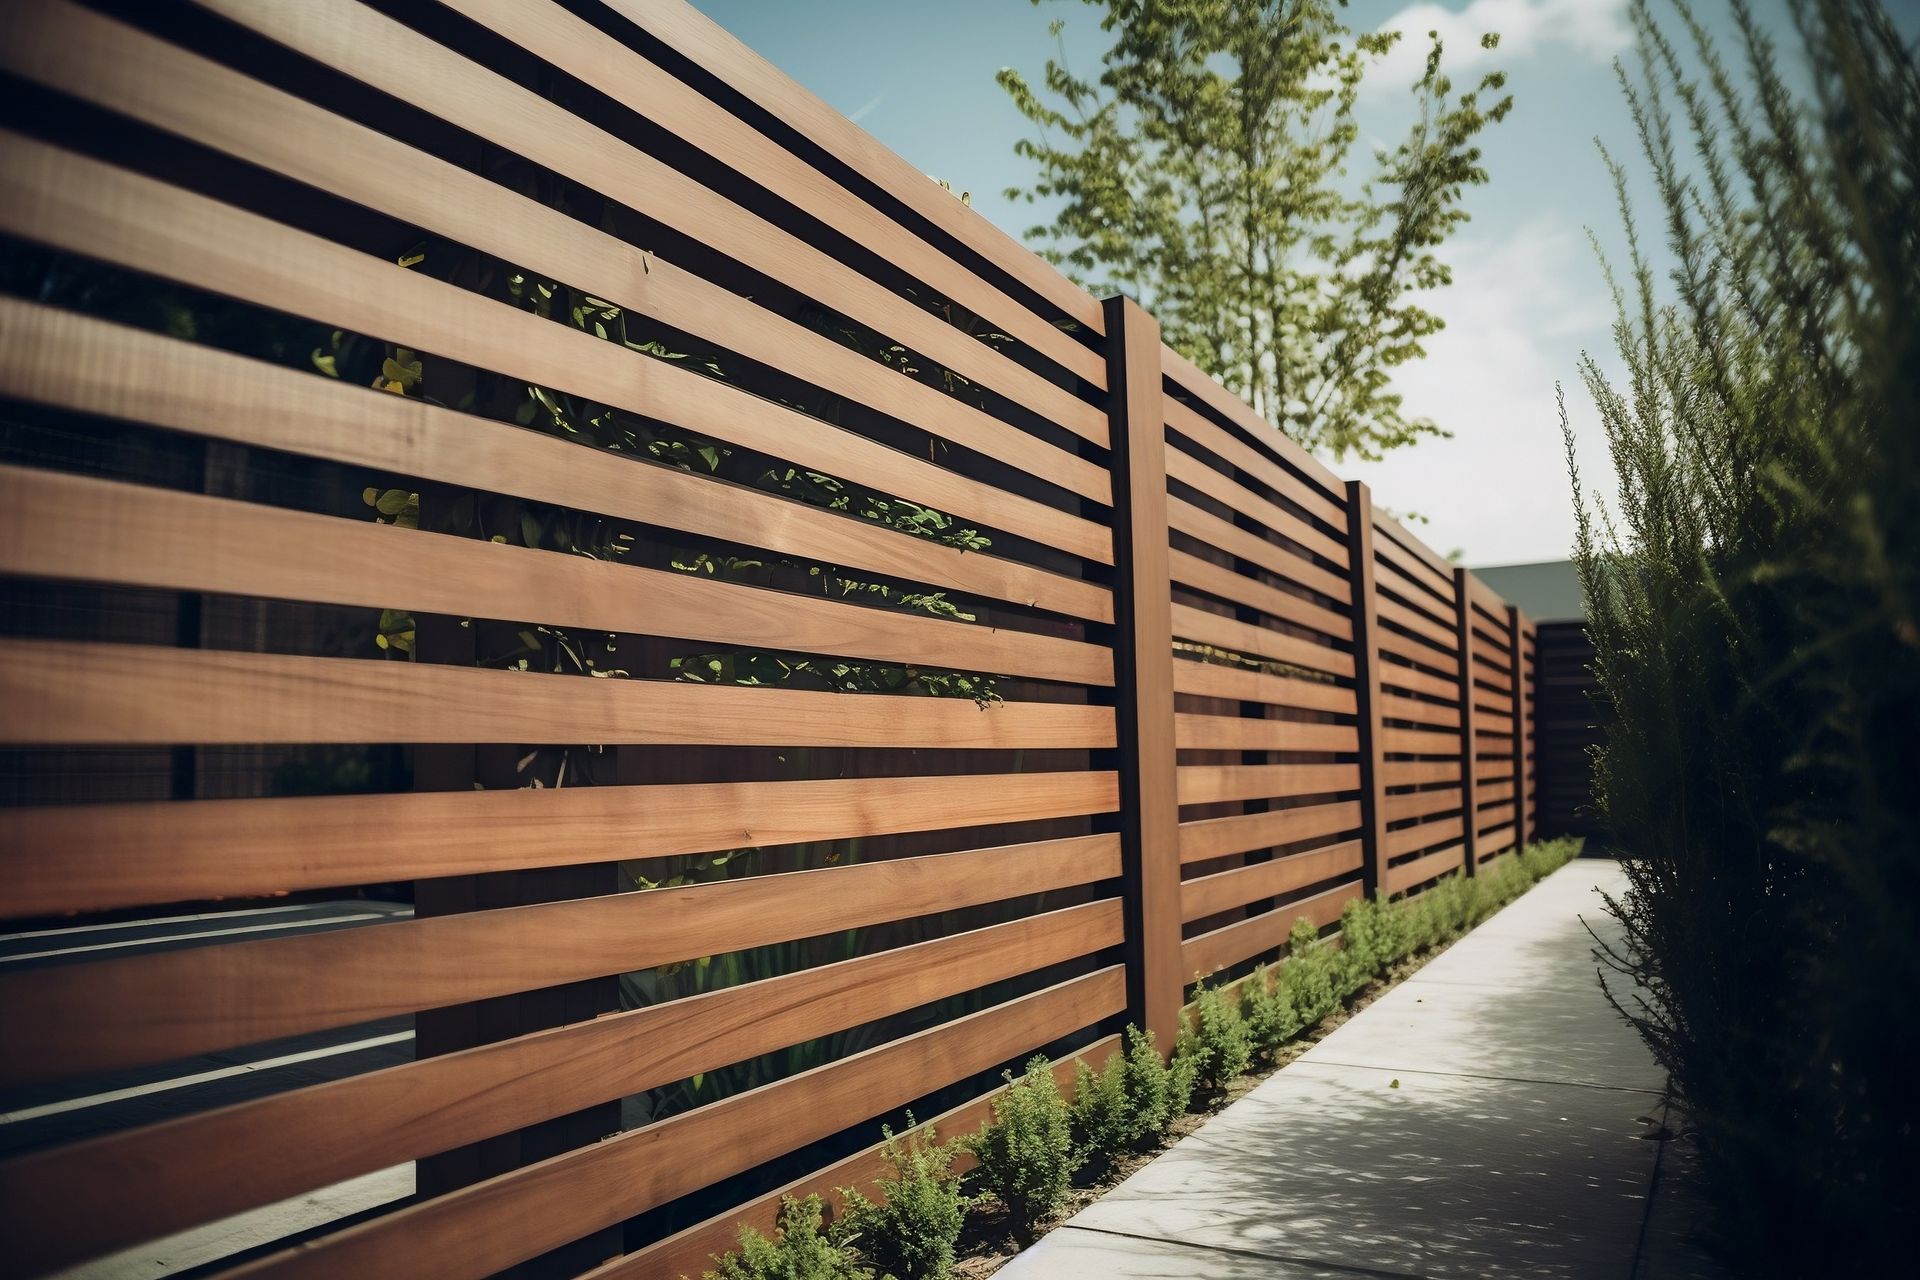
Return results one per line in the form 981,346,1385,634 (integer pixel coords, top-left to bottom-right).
686,0,1837,566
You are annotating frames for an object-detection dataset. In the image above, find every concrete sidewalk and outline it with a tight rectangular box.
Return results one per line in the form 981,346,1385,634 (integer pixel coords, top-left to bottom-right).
999,860,1721,1279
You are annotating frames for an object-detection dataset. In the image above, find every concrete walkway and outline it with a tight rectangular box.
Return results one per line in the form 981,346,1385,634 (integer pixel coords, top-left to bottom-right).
1000,859,1721,1279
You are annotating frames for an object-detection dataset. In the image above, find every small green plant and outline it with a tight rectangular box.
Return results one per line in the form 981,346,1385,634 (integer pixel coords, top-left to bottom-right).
1241,962,1304,1057
1069,1025,1193,1166
964,1057,1079,1240
1279,918,1341,1027
838,1123,966,1280
1177,981,1252,1093
699,1195,870,1280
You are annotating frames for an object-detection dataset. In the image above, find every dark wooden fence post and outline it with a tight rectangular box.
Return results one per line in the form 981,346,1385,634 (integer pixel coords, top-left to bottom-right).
1508,604,1531,851
1103,294,1182,1052
1453,567,1480,875
1343,484,1387,897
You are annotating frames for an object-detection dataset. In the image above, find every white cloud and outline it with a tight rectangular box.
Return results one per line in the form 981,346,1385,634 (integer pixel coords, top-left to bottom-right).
1340,217,1624,567
1368,0,1631,89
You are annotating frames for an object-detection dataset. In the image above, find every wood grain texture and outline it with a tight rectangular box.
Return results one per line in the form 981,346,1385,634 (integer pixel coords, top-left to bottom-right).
452,0,1107,436
1180,880,1362,981
1159,345,1347,513
1175,713,1359,755
1171,657,1355,714
0,465,1111,687
0,301,1111,621
1386,815,1466,859
222,970,1125,1280
6,0,1109,488
1176,763,1360,806
0,640,1113,750
1168,497,1349,602
597,0,1108,344
0,902,1118,1277
0,770,1116,919
1386,844,1467,895
0,833,1119,1089
1180,840,1363,921
1170,602,1354,678
1178,803,1362,865
1163,443,1347,568
0,131,1107,553
1167,548,1353,641
1105,296,1183,1050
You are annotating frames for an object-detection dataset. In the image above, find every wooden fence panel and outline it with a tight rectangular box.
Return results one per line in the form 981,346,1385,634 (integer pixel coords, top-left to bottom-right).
0,2,1545,1274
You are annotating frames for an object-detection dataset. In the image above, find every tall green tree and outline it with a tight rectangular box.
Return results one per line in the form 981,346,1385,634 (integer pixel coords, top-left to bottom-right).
999,0,1513,460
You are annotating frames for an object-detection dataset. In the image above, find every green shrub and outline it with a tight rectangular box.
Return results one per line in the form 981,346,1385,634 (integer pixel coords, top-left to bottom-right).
1070,1024,1194,1166
965,1057,1079,1240
1279,918,1340,1026
1067,1051,1131,1164
1177,981,1252,1092
838,1124,965,1280
1564,5,1919,1267
1241,962,1303,1056
1125,1024,1196,1137
701,1195,870,1280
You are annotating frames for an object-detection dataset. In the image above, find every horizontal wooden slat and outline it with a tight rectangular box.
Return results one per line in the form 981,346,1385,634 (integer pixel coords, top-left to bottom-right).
1477,803,1517,830
1180,880,1362,982
1376,621,1458,672
1180,840,1363,922
1371,525,1454,604
1159,347,1348,518
1169,497,1348,602
0,832,1119,1089
1175,713,1358,755
1167,548,1352,640
1478,778,1516,804
604,1033,1124,1280
1479,826,1517,857
7,0,1110,500
0,465,1110,687
1381,760,1463,788
1371,507,1458,585
0,900,1118,1277
1383,788,1464,823
1381,726,1463,756
1376,592,1457,650
1162,398,1346,531
0,640,1113,750
1176,764,1360,807
600,0,1110,352
1378,657,1462,701
1386,845,1466,895
0,770,1116,919
1385,815,1465,858
451,0,1107,434
1172,657,1355,714
1375,559,1456,628
1171,603,1354,679
224,969,1125,1280
1476,689,1517,716
1380,693,1460,728
0,300,1111,621
220,0,1105,407
0,131,1107,559
1162,444,1347,568
1178,803,1362,864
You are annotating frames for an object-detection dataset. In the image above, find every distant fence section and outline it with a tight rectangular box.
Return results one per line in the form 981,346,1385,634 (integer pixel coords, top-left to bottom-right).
0,1,1540,1276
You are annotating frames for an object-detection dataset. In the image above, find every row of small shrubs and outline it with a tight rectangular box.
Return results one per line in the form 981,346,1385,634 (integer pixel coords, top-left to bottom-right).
701,839,1580,1278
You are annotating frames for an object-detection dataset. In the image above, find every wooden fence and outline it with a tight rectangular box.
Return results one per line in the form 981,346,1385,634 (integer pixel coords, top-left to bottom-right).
0,2,1538,1276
